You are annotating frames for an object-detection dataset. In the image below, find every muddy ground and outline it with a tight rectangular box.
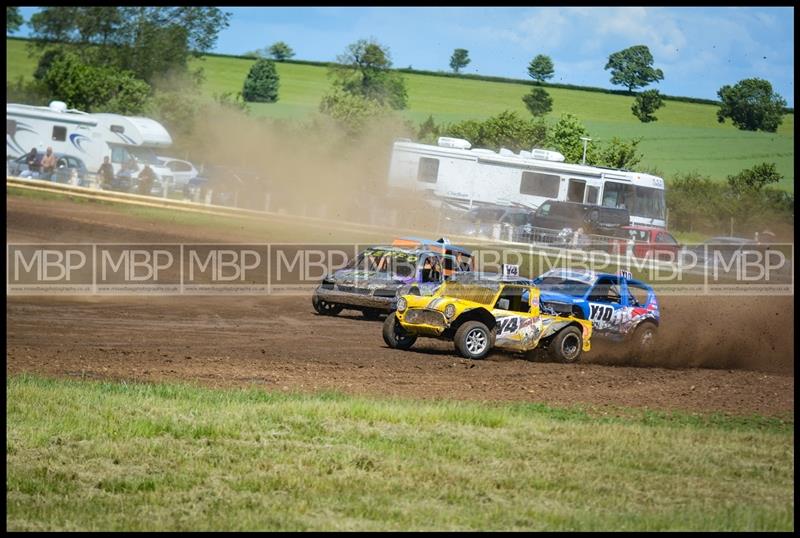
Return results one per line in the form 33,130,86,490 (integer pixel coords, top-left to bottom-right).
6,195,795,416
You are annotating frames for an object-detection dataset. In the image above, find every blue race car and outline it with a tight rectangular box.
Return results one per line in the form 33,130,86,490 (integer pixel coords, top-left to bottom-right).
532,269,660,355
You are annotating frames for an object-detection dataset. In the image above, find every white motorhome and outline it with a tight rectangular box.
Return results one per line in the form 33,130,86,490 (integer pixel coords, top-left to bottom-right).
6,101,187,189
388,137,666,228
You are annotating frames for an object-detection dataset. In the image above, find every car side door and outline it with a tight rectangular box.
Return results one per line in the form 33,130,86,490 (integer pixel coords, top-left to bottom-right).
491,286,542,349
584,276,624,335
654,231,680,260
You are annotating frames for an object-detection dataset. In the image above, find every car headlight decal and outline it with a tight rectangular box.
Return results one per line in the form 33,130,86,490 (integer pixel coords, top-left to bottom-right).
444,304,456,319
397,297,407,312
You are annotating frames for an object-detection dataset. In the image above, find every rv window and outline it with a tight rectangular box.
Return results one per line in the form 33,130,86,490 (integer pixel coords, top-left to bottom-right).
520,171,559,198
601,181,635,210
7,119,17,134
585,186,599,205
110,125,125,134
417,157,439,183
567,179,586,202
111,147,128,164
634,186,666,220
52,126,67,142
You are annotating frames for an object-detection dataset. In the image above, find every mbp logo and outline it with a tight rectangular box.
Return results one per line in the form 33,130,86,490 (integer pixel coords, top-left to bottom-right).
97,245,181,292
183,245,269,292
8,244,93,292
101,249,175,281
187,248,262,281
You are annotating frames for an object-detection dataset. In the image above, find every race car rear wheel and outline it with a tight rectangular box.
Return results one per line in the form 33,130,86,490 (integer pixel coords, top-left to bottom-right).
382,312,417,350
454,321,493,360
629,322,658,360
312,295,343,316
548,326,583,364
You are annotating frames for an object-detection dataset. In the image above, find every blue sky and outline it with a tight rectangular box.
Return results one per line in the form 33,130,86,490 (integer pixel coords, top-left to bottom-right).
14,6,795,106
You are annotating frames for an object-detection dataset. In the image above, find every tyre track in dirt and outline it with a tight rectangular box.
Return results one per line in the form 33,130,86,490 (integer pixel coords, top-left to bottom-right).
6,194,794,416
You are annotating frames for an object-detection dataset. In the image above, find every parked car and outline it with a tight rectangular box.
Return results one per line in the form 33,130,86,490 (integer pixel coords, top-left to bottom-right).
612,225,681,261
450,205,536,241
383,274,593,362
157,156,199,186
8,151,89,185
530,200,630,236
186,165,268,208
684,236,764,266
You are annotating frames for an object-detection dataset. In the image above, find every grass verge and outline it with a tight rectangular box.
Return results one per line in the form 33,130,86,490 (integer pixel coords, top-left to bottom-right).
6,375,794,531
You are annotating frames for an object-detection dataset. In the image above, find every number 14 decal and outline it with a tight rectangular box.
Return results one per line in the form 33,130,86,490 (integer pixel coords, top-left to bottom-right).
496,317,519,335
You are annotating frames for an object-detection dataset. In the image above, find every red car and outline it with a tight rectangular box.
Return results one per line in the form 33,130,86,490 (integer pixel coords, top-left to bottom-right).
613,226,681,261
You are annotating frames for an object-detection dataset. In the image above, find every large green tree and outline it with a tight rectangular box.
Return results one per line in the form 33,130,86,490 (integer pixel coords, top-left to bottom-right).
594,137,643,170
443,111,547,153
604,45,664,93
527,54,554,84
29,7,230,84
449,48,470,73
39,51,150,114
726,162,782,194
242,58,280,103
7,7,23,34
716,78,787,133
631,89,664,123
268,41,295,61
522,87,553,117
545,113,596,163
329,38,408,110
319,89,390,135
417,115,441,144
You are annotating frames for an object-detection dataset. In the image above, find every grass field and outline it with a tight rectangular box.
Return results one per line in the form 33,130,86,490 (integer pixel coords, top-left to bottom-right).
6,375,794,531
6,38,794,190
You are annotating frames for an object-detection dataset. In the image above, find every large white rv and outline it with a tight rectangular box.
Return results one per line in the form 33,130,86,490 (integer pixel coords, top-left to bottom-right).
388,137,666,228
7,101,187,188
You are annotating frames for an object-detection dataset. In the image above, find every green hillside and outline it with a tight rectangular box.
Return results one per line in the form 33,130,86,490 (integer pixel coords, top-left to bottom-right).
6,38,794,190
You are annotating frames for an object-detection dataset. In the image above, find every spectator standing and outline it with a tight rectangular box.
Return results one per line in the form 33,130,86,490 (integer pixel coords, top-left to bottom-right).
137,164,156,195
97,156,115,188
40,147,57,180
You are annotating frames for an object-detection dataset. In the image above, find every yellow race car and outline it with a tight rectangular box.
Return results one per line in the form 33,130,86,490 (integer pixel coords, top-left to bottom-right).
382,275,592,362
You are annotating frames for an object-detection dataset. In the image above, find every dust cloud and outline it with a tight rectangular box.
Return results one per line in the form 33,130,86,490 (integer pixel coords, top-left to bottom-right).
588,295,794,374
177,105,442,232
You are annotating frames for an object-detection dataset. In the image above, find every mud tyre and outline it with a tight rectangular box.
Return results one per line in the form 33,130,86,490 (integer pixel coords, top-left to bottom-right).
454,321,494,360
382,312,417,350
628,322,658,361
312,295,343,316
548,326,583,364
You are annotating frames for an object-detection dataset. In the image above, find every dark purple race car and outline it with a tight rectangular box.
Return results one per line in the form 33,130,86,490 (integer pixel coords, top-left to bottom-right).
312,238,473,319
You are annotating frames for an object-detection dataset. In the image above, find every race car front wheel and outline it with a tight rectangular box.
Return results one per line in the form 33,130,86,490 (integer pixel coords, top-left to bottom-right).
382,312,417,350
312,295,343,316
454,321,493,360
549,326,583,364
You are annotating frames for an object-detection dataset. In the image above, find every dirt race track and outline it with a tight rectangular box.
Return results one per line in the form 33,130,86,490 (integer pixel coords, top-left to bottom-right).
6,194,795,416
